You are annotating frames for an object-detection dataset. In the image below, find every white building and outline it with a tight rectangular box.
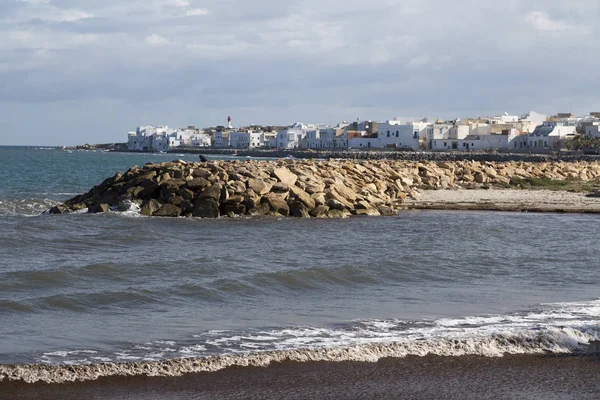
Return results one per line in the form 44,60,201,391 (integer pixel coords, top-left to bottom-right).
276,129,306,149
213,131,230,147
127,125,210,151
430,129,523,151
377,121,429,149
585,122,600,138
527,122,577,149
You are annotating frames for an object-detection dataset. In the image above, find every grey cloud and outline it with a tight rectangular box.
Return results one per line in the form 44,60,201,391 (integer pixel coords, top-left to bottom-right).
1,0,600,145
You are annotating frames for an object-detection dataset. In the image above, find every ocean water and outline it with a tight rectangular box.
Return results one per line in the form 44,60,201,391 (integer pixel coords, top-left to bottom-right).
1,146,600,383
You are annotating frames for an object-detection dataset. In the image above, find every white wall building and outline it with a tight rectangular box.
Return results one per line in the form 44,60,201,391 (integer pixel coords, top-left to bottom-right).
276,129,306,149
585,123,600,138
527,122,576,149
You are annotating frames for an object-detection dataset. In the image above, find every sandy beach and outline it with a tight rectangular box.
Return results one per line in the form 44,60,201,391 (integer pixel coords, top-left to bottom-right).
407,189,600,213
3,354,600,400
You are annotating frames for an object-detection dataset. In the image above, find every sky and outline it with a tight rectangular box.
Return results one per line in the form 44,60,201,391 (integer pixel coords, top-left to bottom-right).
1,0,600,145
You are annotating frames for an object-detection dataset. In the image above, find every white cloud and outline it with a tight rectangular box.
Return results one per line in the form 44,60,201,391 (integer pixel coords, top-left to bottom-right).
145,33,170,46
186,8,210,16
1,0,600,145
526,11,576,32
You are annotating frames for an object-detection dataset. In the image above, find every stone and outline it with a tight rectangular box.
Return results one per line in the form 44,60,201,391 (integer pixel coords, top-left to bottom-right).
186,178,211,191
289,185,316,209
327,209,349,218
273,167,298,186
247,203,270,216
271,182,290,193
192,168,212,179
222,203,246,215
71,202,87,212
140,199,162,216
193,197,220,218
378,206,397,216
224,195,244,205
198,183,223,200
88,203,110,213
289,201,311,218
352,208,381,216
309,205,329,218
49,204,67,214
247,178,271,195
153,204,182,217
261,193,290,216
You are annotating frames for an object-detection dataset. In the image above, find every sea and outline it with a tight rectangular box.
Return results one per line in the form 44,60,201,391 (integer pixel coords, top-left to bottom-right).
1,146,600,388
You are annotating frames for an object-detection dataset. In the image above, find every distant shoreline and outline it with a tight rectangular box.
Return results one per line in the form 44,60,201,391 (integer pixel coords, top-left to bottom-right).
67,144,600,163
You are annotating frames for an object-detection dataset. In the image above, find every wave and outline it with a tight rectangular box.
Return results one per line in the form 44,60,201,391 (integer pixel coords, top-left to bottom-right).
2,299,599,384
1,325,598,384
0,198,59,216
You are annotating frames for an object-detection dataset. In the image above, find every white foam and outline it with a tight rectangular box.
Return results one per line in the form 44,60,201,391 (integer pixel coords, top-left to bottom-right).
5,299,600,384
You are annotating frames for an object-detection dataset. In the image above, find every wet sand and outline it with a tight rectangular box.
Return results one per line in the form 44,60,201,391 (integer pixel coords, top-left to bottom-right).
407,189,600,213
3,354,600,400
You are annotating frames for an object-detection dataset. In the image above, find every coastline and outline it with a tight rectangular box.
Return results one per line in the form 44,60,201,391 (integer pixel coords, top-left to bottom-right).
3,354,600,400
407,188,600,213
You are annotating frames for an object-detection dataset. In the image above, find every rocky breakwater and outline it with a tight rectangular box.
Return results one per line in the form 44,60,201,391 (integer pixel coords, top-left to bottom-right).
48,159,417,218
48,159,600,218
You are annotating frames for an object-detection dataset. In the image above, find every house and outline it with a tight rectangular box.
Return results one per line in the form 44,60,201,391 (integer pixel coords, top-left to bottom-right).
213,131,231,147
527,122,577,149
276,129,306,149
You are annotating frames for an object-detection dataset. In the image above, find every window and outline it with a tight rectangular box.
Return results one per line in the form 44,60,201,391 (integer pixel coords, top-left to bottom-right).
387,131,390,137
444,142,447,147
396,131,399,137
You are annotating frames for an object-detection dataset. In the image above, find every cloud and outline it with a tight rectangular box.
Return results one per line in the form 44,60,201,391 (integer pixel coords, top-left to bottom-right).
0,0,599,145
186,8,210,16
145,33,170,45
526,11,577,32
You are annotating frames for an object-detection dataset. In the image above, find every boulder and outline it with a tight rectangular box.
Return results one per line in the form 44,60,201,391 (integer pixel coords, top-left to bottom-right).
49,204,67,214
222,203,246,215
309,205,330,218
247,178,271,195
153,204,182,217
289,201,311,218
193,197,220,218
198,183,223,200
273,167,298,186
247,203,270,216
140,199,162,216
289,185,316,209
88,203,110,214
261,193,290,216
186,178,211,191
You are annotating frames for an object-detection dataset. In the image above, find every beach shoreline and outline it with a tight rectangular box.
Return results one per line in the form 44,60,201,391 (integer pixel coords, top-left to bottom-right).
407,188,600,213
3,354,600,400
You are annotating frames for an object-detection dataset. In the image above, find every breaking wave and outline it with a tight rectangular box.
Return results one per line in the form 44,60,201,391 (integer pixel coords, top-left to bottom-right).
0,198,59,216
2,300,599,384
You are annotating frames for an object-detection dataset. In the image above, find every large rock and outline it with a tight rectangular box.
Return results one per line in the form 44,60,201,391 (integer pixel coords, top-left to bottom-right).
193,197,220,218
186,178,211,191
289,201,310,218
88,203,110,213
49,205,67,214
247,178,271,195
198,183,222,200
261,193,290,216
289,185,316,209
153,204,182,217
273,167,298,186
140,199,162,216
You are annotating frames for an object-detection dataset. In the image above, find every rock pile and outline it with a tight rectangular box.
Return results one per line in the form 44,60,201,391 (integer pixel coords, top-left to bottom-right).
48,159,600,218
